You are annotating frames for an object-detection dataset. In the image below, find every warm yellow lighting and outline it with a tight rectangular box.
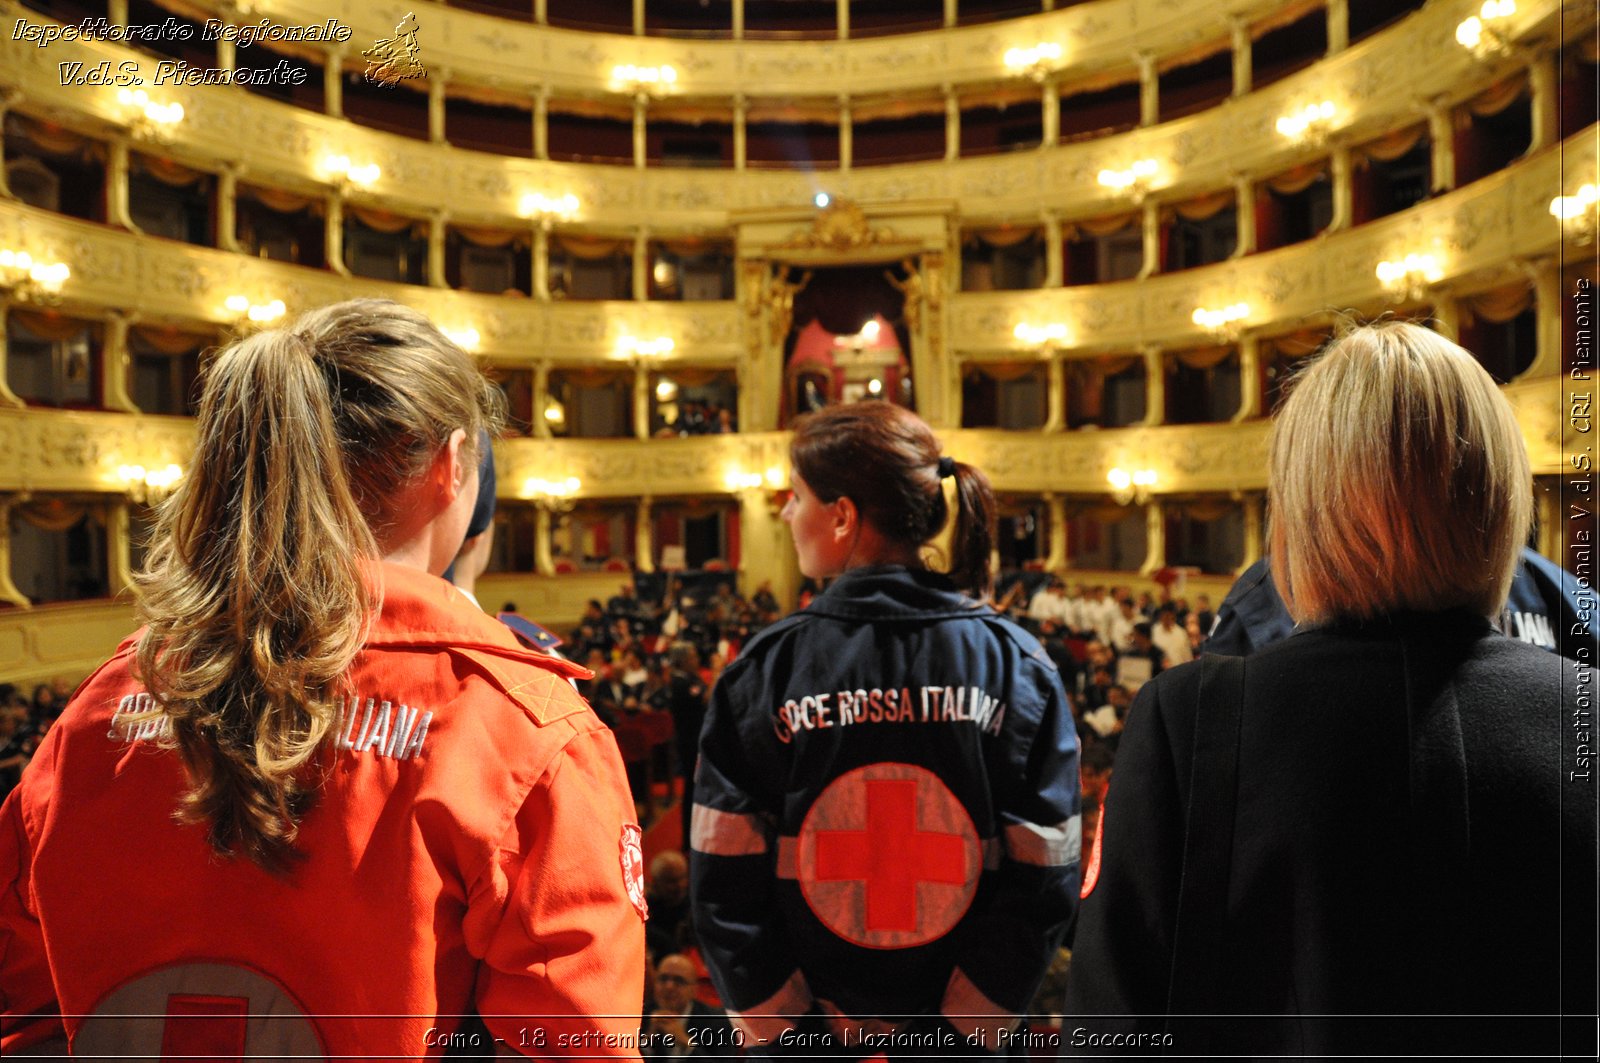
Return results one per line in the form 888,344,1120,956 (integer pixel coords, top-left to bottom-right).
1376,254,1444,298
322,154,381,187
1551,184,1599,243
1108,467,1156,505
1107,468,1132,492
617,335,675,359
764,466,786,490
1003,42,1063,79
443,327,481,350
1192,303,1251,334
0,248,71,300
612,64,678,91
1097,159,1159,195
226,294,289,327
866,378,883,396
655,378,679,402
116,87,184,136
525,475,580,497
520,192,580,220
1457,0,1515,56
859,320,881,341
118,463,183,500
724,470,764,492
543,398,566,426
1276,101,1337,142
1014,322,1069,346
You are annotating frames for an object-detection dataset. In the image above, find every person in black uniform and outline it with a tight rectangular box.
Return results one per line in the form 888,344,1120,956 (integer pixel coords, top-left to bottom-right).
1064,322,1597,1056
691,401,1080,1060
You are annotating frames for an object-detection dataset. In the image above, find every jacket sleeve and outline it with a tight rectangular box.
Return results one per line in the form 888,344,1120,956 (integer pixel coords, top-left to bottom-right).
688,660,814,1045
1061,677,1185,1052
937,657,1082,1044
0,783,66,1053
469,722,647,1058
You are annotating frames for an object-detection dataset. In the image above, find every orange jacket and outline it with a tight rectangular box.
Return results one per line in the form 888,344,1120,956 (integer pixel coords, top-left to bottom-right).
0,562,646,1059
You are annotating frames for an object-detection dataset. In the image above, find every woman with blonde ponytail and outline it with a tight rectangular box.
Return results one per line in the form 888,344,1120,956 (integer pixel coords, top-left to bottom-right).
0,300,645,1057
690,400,1081,1055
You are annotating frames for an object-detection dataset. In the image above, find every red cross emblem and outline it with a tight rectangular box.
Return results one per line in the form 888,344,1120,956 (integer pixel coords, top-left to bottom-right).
797,763,979,949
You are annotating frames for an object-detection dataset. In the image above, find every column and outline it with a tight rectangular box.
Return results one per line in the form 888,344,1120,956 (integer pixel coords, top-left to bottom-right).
1043,213,1063,287
634,0,645,35
838,96,852,171
1233,175,1255,258
534,508,555,576
732,0,744,38
325,47,344,119
1139,499,1166,576
428,212,447,288
0,499,33,608
633,95,647,169
1427,103,1454,194
1137,52,1158,127
107,0,128,25
1535,482,1561,563
1044,355,1065,431
1041,79,1060,147
1138,199,1159,278
1518,264,1563,380
106,502,133,599
0,91,15,198
326,195,349,276
837,0,849,39
216,30,235,73
1432,293,1460,341
429,69,448,144
216,163,242,252
1231,334,1261,421
1528,52,1558,152
1045,494,1068,571
535,0,546,24
533,89,549,161
1239,493,1263,572
532,362,553,437
635,496,655,573
633,230,650,301
102,311,139,413
733,95,747,171
107,139,137,231
1230,16,1251,97
945,89,960,160
0,303,26,408
944,0,957,28
1328,145,1353,231
1326,0,1349,53
633,365,650,439
1142,345,1165,425
533,227,551,300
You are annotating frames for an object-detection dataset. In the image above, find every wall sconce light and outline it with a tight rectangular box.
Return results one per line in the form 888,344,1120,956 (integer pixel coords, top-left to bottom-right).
1551,184,1599,245
725,470,764,492
1376,253,1444,301
1275,101,1337,144
616,335,675,360
0,249,71,304
520,192,580,227
1456,0,1516,58
726,466,789,514
524,475,581,512
612,64,677,94
1192,303,1250,338
655,378,679,402
320,154,381,190
116,87,184,140
224,294,286,327
1107,467,1156,506
442,326,480,351
1097,159,1159,198
1013,322,1070,347
118,463,183,504
1003,42,1063,81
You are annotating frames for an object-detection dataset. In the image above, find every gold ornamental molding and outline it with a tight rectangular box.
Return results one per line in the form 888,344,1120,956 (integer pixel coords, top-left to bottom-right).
151,0,1301,100
0,597,136,687
953,138,1578,353
0,0,1574,227
0,203,743,365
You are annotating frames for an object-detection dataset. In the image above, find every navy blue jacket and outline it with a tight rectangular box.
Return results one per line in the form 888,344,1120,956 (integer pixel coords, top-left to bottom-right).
690,566,1080,1047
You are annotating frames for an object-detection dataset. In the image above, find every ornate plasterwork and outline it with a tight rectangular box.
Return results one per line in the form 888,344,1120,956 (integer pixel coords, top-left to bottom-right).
774,201,902,253
0,598,137,685
0,0,1571,228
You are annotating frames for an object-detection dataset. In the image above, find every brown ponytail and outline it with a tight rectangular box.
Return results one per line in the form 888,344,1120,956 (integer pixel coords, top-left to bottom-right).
790,401,997,597
132,300,504,872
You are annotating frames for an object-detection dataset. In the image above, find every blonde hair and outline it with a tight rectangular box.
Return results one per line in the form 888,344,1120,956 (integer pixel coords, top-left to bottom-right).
1269,321,1530,624
134,299,504,871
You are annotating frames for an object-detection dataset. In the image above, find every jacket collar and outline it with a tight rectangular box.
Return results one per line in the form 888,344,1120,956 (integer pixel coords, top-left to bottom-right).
803,565,989,622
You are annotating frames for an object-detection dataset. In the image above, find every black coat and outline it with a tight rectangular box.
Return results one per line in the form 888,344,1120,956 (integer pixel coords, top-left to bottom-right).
1064,611,1597,1056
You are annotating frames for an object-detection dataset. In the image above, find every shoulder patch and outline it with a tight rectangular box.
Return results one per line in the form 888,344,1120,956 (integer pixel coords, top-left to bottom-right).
620,823,649,920
455,646,591,726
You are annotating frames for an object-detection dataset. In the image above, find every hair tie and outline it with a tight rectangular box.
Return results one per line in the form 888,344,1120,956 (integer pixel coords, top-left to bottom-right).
937,456,957,480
